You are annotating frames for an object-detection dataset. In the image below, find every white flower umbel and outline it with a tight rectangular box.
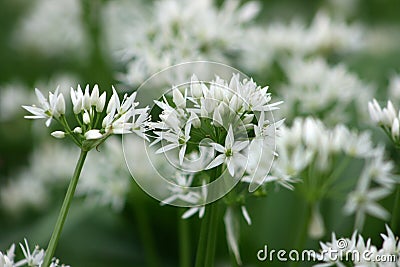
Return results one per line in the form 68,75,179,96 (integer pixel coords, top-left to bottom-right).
0,239,68,267
270,117,397,233
22,85,150,267
314,225,400,267
151,73,281,181
23,85,150,150
151,73,282,266
368,98,400,147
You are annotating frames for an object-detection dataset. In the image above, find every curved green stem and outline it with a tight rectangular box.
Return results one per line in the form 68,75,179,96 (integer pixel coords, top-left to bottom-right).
42,149,88,267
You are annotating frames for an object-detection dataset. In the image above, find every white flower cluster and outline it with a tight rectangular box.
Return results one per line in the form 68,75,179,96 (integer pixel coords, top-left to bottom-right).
22,85,149,150
315,225,400,267
153,73,282,266
0,239,68,267
270,117,397,231
368,99,400,145
242,11,363,71
12,0,88,58
151,73,281,179
105,0,260,85
279,57,374,124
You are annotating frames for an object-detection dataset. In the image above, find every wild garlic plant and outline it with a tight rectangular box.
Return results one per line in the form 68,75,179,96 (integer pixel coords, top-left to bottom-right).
269,117,397,243
368,98,400,237
149,73,282,266
22,85,149,267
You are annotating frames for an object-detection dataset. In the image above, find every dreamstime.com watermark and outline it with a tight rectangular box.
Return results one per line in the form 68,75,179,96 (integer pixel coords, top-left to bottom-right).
257,239,399,263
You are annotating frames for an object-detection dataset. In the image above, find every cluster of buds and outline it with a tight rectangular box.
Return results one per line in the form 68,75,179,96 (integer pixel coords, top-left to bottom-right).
23,85,150,151
368,99,400,145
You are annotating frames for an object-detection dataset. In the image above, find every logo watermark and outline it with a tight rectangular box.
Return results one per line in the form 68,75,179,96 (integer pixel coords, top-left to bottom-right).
257,239,399,263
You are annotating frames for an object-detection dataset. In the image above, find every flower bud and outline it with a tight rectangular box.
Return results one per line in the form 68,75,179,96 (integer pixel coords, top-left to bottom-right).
392,118,399,140
91,84,100,106
73,127,82,134
83,85,91,110
73,98,83,114
173,87,185,109
190,112,201,128
96,92,106,112
55,94,65,116
83,111,90,125
190,75,203,98
51,131,65,139
84,129,103,140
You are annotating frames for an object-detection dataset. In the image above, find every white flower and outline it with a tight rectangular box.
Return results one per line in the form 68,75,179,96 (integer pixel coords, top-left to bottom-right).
155,122,192,165
279,57,374,124
345,186,391,229
22,88,64,127
0,239,68,267
19,239,45,266
206,125,248,177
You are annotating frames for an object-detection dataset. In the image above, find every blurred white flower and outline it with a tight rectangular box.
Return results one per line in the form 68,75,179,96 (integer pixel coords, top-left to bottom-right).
241,11,364,71
269,117,397,230
0,83,32,122
12,0,88,58
0,142,77,213
104,0,261,85
345,174,391,229
279,57,374,124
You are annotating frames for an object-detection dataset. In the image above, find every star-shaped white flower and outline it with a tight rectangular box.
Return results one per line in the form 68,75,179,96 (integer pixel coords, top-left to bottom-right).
206,125,248,176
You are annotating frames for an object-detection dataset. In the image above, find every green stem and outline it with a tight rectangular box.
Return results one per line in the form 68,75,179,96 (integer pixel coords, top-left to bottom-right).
290,201,312,267
42,149,88,267
390,185,400,233
130,197,160,267
179,210,191,267
204,201,222,267
195,166,223,267
194,205,211,267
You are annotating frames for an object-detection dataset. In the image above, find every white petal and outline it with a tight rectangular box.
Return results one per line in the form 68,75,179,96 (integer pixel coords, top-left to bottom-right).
206,154,226,170
224,208,242,265
241,206,252,225
182,207,199,219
